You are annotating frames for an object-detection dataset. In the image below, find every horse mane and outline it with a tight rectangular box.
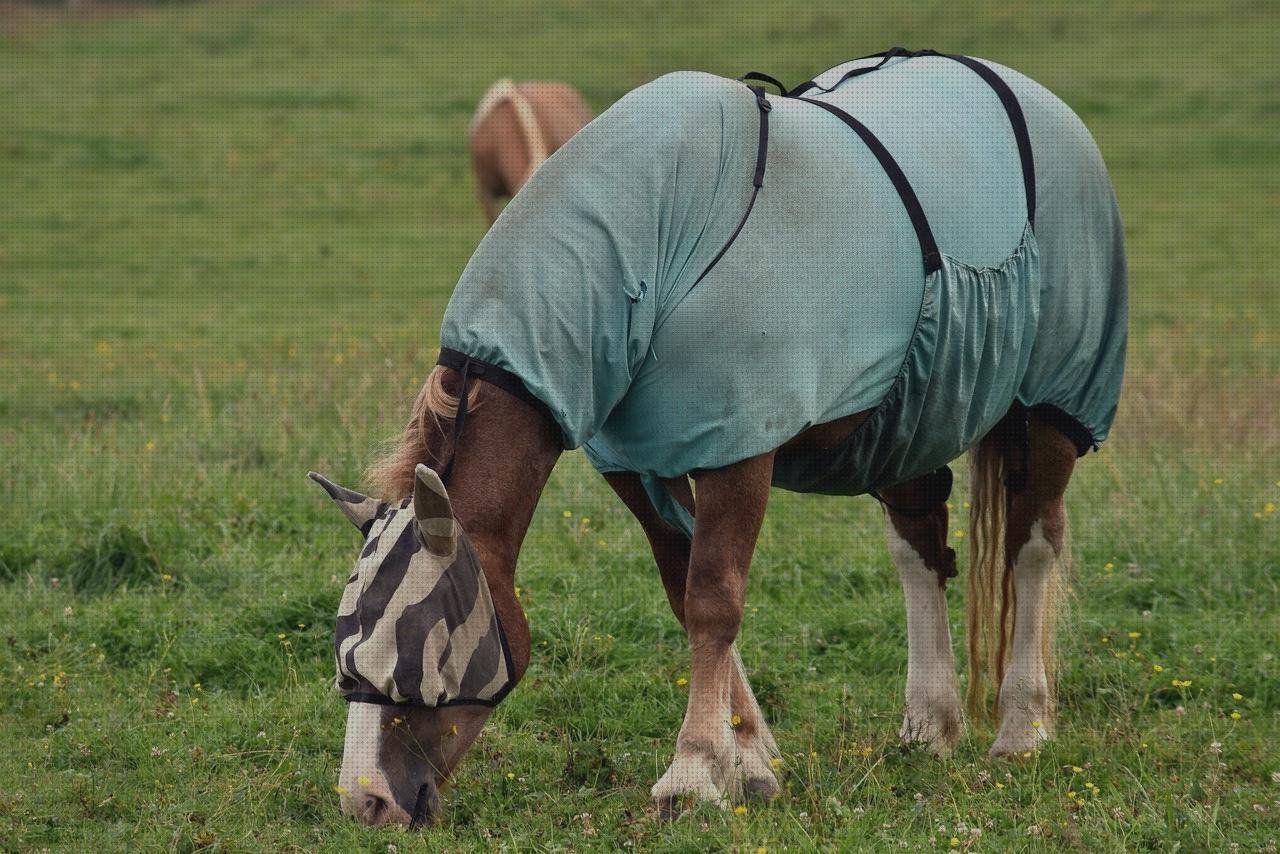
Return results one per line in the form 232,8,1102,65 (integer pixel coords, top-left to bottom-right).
365,365,483,499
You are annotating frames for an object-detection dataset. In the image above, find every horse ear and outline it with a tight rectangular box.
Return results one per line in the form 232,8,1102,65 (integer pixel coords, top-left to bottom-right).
412,464,457,556
307,472,383,535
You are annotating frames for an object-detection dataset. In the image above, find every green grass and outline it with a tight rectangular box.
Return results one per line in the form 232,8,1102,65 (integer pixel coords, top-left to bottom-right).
2,1,1278,850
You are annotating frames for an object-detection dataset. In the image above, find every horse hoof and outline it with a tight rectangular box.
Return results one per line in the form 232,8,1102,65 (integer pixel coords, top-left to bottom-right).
743,775,780,803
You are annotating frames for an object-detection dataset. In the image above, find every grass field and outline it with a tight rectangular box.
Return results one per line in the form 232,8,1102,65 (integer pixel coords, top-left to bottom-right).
2,1,1278,850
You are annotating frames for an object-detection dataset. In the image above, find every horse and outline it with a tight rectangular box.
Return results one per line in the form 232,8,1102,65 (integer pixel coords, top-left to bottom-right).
469,79,593,224
314,49,1127,827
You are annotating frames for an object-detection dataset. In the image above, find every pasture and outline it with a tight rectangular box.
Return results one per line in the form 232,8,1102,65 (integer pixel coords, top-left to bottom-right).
1,0,1277,849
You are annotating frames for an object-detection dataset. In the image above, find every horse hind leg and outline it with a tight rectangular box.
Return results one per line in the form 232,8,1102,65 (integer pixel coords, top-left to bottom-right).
879,470,964,756
978,417,1078,757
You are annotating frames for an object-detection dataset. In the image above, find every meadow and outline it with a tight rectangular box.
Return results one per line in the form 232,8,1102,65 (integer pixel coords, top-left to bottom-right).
1,0,1277,849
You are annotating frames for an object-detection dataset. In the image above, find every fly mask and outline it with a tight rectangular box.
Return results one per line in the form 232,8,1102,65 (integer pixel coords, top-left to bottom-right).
309,465,515,708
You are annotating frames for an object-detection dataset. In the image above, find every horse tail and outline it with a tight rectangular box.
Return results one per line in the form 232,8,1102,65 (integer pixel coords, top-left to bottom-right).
470,79,549,175
965,417,1067,723
365,366,481,499
965,430,1012,721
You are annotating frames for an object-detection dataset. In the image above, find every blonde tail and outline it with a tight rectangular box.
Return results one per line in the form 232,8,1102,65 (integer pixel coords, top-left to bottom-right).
966,434,1012,721
966,430,1065,724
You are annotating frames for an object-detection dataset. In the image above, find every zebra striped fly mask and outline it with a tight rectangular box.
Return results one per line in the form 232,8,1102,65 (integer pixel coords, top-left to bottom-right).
309,465,515,708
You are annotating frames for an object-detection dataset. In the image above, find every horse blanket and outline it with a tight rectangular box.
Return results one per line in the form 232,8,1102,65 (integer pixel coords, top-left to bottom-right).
439,50,1128,536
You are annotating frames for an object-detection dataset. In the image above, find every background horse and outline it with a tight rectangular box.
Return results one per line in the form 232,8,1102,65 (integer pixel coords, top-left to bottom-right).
330,52,1125,826
469,79,593,224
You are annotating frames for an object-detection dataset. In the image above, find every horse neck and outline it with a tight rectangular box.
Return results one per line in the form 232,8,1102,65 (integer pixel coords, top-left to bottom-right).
445,385,562,680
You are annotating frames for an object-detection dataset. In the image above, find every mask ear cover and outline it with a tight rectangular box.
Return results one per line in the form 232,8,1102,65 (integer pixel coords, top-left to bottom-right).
308,472,384,536
412,464,458,557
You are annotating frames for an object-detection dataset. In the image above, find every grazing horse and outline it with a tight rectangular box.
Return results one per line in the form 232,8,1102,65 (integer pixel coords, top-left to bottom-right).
469,79,593,224
314,49,1127,826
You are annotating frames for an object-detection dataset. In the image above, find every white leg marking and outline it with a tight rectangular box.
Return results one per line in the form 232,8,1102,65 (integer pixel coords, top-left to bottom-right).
886,520,963,755
652,646,736,805
991,520,1055,757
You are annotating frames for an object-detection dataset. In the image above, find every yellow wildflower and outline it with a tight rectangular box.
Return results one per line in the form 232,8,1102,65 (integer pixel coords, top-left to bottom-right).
580,516,590,525
1152,664,1163,673
1104,562,1115,572
1071,766,1083,773
734,805,748,816
675,676,688,687
1232,692,1243,701
357,775,371,787
769,757,783,770
950,837,960,848
1264,502,1275,514
1231,710,1242,720
334,784,347,795
731,714,743,729
1127,631,1141,639
95,341,112,356
562,510,572,518
953,529,966,539
1031,720,1042,729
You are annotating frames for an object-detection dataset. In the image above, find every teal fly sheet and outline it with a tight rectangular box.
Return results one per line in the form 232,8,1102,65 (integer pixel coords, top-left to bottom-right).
438,50,1127,536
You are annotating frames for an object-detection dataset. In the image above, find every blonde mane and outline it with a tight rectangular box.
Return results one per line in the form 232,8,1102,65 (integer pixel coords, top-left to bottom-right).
365,366,484,499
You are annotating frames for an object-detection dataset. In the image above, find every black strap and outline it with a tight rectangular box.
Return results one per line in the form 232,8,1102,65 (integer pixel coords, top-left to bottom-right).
788,46,914,97
931,53,1036,227
436,348,547,414
439,357,472,485
796,96,942,275
787,49,1036,228
435,348,557,484
739,71,789,95
692,85,771,288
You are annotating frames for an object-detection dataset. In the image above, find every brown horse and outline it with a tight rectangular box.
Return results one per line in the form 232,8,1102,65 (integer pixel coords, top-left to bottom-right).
469,79,593,224
328,55,1124,826
328,374,1079,826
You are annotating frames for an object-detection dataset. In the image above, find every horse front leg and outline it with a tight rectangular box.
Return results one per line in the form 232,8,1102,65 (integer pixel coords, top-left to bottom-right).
603,472,781,804
637,455,774,810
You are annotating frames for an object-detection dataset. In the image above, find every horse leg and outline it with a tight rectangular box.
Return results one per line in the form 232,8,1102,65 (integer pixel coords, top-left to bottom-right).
635,454,774,808
878,473,963,756
603,472,780,802
989,419,1077,756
